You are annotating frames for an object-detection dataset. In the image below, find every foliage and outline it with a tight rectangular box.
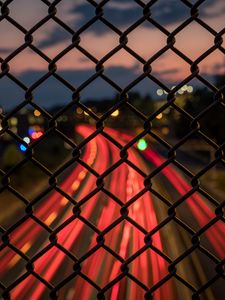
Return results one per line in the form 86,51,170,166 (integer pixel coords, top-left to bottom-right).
172,76,225,144
2,144,23,169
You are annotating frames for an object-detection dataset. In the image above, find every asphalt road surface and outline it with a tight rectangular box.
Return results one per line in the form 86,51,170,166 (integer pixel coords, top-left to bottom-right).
0,125,224,300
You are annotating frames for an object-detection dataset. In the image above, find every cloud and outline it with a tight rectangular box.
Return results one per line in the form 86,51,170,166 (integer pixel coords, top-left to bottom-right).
0,47,14,55
37,0,225,49
158,68,180,75
202,0,225,18
0,0,223,85
38,27,71,49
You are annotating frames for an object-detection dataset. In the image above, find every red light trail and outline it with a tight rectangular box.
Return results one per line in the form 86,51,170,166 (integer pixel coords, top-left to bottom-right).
0,125,224,300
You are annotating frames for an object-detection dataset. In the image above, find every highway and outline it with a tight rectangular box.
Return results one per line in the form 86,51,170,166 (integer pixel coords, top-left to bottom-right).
0,125,224,300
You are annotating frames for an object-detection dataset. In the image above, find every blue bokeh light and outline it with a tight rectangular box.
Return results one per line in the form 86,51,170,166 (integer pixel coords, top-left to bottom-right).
19,144,27,152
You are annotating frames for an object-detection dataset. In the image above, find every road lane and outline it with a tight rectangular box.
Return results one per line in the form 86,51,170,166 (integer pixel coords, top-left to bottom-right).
106,129,173,300
1,124,224,300
10,126,109,299
108,128,223,299
71,139,126,299
0,135,94,272
143,148,225,259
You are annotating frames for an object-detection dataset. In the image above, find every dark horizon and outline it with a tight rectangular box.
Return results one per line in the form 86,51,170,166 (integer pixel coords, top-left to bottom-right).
0,67,223,111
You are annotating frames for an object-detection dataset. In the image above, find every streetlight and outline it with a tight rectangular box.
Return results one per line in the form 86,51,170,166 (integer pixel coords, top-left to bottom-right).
156,113,163,120
34,110,41,117
111,110,120,117
156,89,164,96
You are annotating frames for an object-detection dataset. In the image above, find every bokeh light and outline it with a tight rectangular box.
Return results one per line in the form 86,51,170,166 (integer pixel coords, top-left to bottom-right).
137,138,148,151
111,110,120,117
156,89,164,96
23,137,30,144
19,144,27,152
187,85,194,93
156,113,163,120
34,110,41,117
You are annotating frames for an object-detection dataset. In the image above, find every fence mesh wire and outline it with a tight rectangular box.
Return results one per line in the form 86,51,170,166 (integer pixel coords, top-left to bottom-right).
0,0,225,299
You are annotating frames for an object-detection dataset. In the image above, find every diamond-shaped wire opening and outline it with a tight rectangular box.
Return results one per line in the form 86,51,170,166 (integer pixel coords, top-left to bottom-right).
171,275,194,299
73,126,122,171
86,190,122,231
78,76,121,109
200,161,225,199
103,49,144,87
175,21,215,60
0,19,24,58
104,276,148,300
198,49,225,81
6,160,50,201
8,217,51,258
128,246,170,288
150,0,191,30
151,49,191,84
198,106,224,145
169,136,218,174
7,0,48,29
6,105,48,139
127,20,168,60
103,219,145,260
79,21,120,59
56,48,97,84
143,155,197,204
102,161,145,201
32,130,74,172
198,1,225,32
172,85,214,116
32,75,73,111
156,218,193,260
124,78,167,114
58,274,99,300
63,2,98,31
0,76,25,111
56,216,98,258
198,219,225,258
32,188,73,220
175,247,220,289
0,189,26,228
139,189,170,224
33,245,76,286
33,19,73,58
109,104,146,130
58,154,95,179
78,246,121,288
0,139,25,172
10,274,51,300
103,0,144,31
0,244,29,286
7,48,49,84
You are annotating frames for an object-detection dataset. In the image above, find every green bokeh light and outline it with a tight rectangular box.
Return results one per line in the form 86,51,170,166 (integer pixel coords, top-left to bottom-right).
137,138,148,151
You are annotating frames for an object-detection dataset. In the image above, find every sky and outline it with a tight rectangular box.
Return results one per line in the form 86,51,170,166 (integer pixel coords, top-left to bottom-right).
0,0,225,110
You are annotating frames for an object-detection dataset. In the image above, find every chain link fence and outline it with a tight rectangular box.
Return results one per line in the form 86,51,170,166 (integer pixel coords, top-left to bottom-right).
0,0,224,299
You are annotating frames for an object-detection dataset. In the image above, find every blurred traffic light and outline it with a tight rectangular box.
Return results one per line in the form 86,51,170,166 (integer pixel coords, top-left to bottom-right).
137,138,148,151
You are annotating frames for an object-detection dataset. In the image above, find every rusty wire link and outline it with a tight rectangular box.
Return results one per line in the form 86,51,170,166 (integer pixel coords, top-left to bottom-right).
0,0,225,299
